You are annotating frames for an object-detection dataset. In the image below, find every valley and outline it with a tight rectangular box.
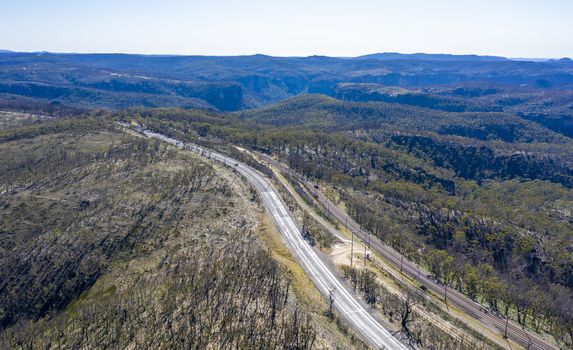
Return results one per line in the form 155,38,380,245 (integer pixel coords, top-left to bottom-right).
1,51,572,349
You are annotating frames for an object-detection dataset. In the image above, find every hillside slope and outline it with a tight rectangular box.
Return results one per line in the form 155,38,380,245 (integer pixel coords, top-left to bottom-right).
128,103,573,347
0,116,358,349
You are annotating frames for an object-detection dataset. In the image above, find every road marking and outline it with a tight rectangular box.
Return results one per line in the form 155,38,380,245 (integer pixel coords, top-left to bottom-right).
138,129,407,350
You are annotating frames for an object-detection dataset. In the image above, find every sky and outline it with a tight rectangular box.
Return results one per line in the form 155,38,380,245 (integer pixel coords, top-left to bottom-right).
1,0,572,58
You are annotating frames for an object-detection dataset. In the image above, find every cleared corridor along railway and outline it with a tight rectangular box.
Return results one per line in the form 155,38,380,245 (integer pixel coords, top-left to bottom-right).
258,153,560,350
138,128,407,350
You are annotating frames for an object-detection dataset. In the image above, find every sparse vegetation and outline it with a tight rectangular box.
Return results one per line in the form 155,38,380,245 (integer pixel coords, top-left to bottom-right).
0,119,327,349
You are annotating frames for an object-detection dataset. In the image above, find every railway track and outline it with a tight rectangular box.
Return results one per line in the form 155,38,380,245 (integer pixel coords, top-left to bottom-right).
258,153,560,350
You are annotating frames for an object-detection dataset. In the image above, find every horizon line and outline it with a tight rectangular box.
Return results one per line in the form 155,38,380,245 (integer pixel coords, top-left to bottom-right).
1,49,571,61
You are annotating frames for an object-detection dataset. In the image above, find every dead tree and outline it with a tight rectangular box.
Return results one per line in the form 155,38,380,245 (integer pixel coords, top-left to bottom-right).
394,289,422,346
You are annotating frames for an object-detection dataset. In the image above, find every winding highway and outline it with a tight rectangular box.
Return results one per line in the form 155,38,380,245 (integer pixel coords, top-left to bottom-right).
138,129,407,350
258,153,560,350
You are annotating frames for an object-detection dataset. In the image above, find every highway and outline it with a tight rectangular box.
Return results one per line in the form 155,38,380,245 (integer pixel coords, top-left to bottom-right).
139,129,408,350
257,153,561,350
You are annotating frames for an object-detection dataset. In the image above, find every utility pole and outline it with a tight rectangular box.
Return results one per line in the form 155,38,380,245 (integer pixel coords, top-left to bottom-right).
363,240,367,267
366,232,371,266
443,282,450,312
348,215,354,268
504,316,509,339
351,230,354,268
399,235,404,281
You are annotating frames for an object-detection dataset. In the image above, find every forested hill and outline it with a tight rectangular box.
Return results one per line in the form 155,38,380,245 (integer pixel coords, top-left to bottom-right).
1,51,573,110
1,77,573,347
237,94,573,187
111,99,573,347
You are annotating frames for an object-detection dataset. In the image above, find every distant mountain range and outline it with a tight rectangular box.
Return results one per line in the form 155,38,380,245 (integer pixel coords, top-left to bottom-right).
0,51,572,111
354,52,509,61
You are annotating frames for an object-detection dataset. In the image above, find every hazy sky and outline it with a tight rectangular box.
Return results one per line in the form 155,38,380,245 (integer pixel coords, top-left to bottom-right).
1,0,572,58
